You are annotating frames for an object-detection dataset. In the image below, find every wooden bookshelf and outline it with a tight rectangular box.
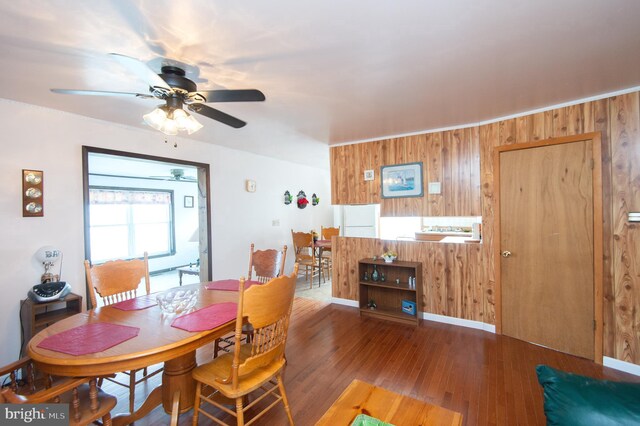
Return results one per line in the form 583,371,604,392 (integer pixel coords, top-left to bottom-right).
358,259,422,326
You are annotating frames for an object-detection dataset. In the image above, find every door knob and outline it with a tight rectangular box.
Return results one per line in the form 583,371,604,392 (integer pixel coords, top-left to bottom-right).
501,250,512,258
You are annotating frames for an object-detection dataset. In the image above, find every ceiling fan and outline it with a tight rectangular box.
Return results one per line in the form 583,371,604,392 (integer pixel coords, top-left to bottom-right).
51,53,265,134
151,168,197,182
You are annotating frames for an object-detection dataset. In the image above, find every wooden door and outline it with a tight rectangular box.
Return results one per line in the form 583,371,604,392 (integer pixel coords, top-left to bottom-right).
499,139,596,359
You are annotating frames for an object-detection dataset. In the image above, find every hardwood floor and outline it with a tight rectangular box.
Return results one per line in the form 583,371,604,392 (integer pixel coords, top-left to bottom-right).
103,297,640,425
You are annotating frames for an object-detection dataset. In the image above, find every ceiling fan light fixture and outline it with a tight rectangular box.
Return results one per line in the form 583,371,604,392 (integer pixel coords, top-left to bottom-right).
143,104,202,135
160,116,179,135
143,106,169,131
172,108,203,134
184,114,203,135
172,108,189,129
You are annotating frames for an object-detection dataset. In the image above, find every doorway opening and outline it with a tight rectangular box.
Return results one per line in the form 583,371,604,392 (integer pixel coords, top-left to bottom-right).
82,147,211,303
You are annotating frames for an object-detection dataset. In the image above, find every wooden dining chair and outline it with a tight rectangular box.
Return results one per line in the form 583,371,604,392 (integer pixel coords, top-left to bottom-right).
320,226,340,277
248,243,288,283
291,230,325,288
84,252,151,308
0,356,117,426
84,252,162,413
191,265,299,426
214,243,288,357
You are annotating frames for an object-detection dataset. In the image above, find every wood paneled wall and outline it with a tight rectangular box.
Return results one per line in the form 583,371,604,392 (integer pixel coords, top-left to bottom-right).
330,92,640,365
332,238,484,321
330,131,481,217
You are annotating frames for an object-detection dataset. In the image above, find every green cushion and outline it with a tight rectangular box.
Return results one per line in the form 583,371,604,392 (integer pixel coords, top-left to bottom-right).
350,414,393,426
536,365,640,426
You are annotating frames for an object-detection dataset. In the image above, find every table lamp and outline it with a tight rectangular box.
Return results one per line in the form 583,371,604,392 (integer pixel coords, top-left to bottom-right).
35,246,62,283
188,229,200,267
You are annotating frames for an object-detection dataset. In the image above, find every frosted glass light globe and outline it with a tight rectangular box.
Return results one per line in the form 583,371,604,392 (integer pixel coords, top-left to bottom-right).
36,246,62,264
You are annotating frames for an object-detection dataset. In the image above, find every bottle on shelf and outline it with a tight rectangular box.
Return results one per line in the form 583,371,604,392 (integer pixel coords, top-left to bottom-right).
372,265,379,282
408,276,415,289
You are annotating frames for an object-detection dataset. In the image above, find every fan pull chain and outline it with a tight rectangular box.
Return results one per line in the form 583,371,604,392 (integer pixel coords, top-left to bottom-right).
164,137,178,148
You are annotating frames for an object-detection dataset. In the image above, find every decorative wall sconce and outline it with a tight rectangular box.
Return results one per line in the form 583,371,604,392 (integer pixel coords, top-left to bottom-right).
296,190,308,209
23,169,44,217
284,190,292,205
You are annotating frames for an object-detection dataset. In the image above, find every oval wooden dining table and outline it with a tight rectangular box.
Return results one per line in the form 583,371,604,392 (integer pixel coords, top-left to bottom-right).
27,283,239,426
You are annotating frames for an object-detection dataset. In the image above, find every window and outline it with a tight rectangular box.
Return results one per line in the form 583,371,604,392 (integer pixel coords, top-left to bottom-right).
379,216,482,240
89,187,175,262
379,216,422,240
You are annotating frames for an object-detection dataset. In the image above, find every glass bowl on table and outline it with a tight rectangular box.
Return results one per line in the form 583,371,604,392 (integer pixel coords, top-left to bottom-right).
156,289,199,315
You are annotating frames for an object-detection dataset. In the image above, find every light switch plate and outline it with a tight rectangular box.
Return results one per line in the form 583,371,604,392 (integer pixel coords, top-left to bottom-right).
428,182,441,194
245,179,256,192
364,170,374,181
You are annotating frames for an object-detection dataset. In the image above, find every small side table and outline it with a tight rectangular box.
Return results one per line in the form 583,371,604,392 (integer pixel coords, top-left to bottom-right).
20,293,82,357
177,265,200,286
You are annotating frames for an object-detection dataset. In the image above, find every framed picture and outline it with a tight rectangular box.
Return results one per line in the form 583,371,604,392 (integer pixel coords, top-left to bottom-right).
381,162,423,198
184,195,194,208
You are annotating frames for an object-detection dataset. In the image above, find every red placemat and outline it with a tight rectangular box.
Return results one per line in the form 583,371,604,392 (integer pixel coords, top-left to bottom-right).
111,294,158,311
37,323,140,355
171,302,237,332
204,279,260,291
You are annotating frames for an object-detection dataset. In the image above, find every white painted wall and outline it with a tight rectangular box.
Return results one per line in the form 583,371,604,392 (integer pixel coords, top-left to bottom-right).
210,148,331,279
0,99,331,366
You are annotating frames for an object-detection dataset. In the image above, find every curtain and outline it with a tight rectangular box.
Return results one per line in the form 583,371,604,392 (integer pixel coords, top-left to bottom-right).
89,189,171,205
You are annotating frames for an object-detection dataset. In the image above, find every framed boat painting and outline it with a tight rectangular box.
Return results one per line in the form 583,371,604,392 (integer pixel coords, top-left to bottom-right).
380,162,423,198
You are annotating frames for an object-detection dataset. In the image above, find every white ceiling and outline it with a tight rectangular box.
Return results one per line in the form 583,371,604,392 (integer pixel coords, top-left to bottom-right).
2,1,640,167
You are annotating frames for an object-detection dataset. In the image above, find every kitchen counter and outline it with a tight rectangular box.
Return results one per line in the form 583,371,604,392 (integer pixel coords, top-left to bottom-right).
392,236,481,244
439,236,481,244
414,231,480,243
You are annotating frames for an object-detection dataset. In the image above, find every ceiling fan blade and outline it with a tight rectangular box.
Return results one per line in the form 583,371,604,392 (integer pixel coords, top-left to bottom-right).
192,89,266,103
188,104,247,128
109,53,172,92
51,89,154,99
149,175,197,181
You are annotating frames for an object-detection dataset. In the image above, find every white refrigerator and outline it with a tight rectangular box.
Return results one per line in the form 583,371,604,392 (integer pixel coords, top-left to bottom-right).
340,205,379,238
